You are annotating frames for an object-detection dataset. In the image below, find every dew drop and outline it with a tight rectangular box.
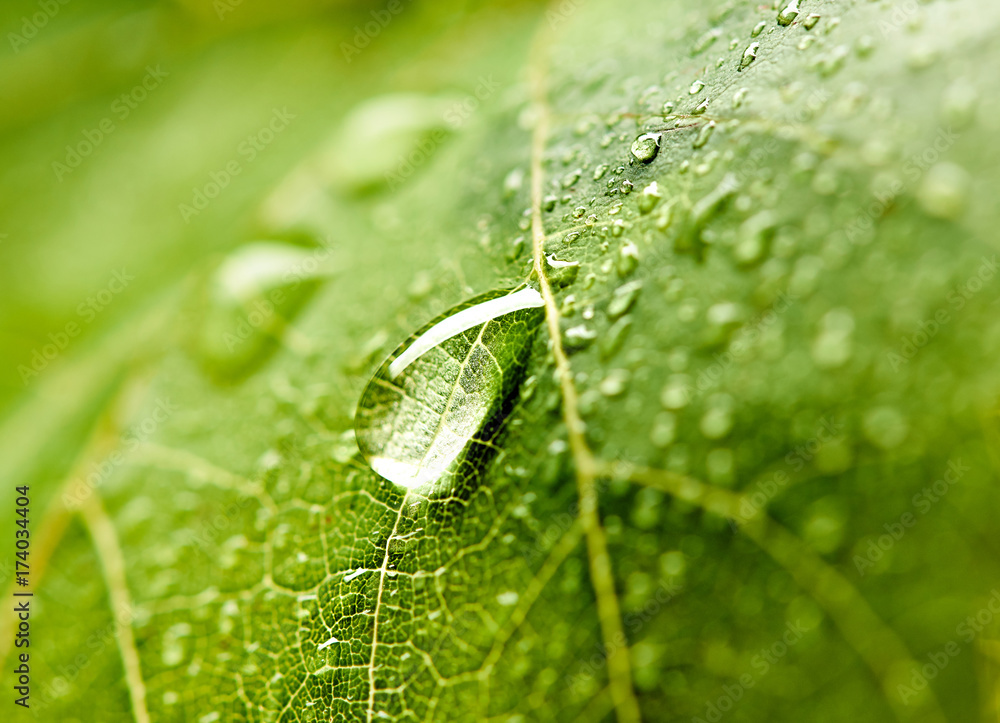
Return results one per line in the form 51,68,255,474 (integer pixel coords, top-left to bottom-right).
638,182,662,214
631,133,661,163
693,121,717,148
689,80,706,95
355,287,544,494
811,308,854,368
195,241,333,380
751,21,766,38
608,280,643,319
693,28,721,55
803,13,821,30
863,407,908,450
777,0,800,26
739,43,760,71
917,162,970,220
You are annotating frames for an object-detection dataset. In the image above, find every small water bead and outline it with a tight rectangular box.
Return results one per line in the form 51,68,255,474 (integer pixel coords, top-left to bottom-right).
543,195,558,211
593,164,609,180
573,206,587,218
693,99,710,115
599,369,631,397
638,182,662,214
621,180,634,195
693,28,721,54
689,80,706,95
863,407,908,450
564,324,598,351
693,121,717,148
811,308,854,369
546,254,580,288
751,21,766,38
803,13,820,30
612,219,626,237
650,412,677,448
630,133,662,163
608,280,643,319
660,375,692,410
917,162,970,220
618,242,640,276
777,0,800,26
739,43,759,71
732,88,748,109
599,316,633,360
662,100,675,115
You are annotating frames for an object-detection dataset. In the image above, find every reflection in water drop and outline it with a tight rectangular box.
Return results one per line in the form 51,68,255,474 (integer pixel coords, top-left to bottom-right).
355,287,545,495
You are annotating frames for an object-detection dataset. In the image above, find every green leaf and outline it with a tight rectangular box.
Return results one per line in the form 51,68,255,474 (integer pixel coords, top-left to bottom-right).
2,0,1000,722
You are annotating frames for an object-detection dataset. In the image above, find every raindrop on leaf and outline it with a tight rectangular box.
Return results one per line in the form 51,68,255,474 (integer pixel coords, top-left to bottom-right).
355,286,545,495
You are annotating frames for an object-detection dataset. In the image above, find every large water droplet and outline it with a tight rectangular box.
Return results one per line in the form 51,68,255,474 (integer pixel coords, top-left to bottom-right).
355,287,544,495
631,133,661,163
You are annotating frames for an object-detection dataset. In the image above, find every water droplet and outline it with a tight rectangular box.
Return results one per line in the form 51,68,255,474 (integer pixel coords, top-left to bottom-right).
195,241,332,379
565,324,597,351
693,28,721,55
620,180,634,195
660,375,692,410
777,0,800,26
693,99,710,115
689,80,706,95
732,88,749,109
593,164,609,180
608,280,643,319
693,121,717,148
638,182,662,214
739,43,760,71
917,162,970,220
546,254,580,288
543,195,558,212
355,287,544,494
599,369,630,397
618,241,640,276
497,591,519,606
631,133,661,163
751,21,766,37
503,168,525,198
599,316,633,360
803,13,821,30
562,169,582,188
650,412,677,448
863,407,908,450
662,100,676,115
811,308,854,368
